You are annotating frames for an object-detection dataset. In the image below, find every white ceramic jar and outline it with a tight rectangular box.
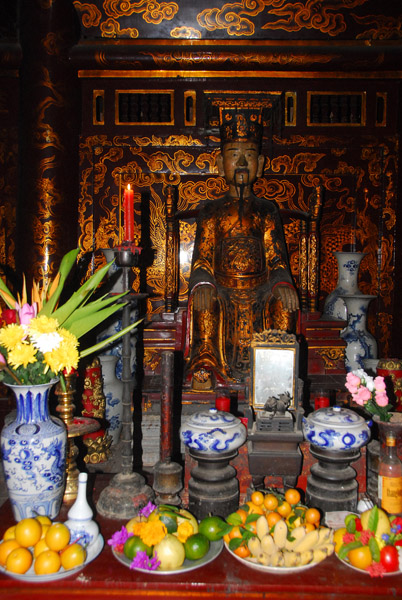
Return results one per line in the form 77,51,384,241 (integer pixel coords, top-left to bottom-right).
180,408,247,454
302,405,371,451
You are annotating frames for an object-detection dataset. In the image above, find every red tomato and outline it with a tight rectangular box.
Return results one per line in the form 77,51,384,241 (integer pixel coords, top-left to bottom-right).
380,545,400,572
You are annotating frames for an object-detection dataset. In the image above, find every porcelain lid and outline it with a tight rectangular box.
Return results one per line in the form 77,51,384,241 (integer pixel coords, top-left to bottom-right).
307,406,366,428
186,408,241,430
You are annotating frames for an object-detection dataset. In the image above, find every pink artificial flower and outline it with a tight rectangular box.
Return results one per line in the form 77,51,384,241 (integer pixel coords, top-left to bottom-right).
345,372,361,395
0,353,5,364
17,302,37,326
1,309,17,325
375,392,389,407
354,386,372,405
374,376,386,392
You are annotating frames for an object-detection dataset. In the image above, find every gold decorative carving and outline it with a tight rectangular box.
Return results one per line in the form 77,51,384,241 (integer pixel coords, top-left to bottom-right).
83,433,112,464
171,26,202,39
73,1,102,28
377,358,402,371
197,2,263,36
354,13,402,40
260,1,348,37
103,0,178,24
315,347,345,369
142,50,335,67
144,348,161,372
252,329,296,347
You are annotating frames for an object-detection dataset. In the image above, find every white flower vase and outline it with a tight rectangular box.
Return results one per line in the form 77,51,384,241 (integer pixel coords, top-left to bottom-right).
340,294,378,372
99,355,124,445
322,251,366,320
0,380,67,520
65,472,100,548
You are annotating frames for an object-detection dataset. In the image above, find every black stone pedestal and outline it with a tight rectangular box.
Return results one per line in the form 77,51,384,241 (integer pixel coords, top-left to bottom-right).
188,448,239,520
306,444,361,513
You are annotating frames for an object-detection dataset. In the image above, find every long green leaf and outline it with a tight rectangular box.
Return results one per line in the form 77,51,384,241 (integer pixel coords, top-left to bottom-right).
67,303,129,339
79,319,142,358
51,260,113,325
0,277,16,309
61,292,127,331
39,248,80,316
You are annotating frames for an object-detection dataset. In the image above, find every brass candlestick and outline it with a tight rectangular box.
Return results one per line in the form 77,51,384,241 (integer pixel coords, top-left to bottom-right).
55,372,100,502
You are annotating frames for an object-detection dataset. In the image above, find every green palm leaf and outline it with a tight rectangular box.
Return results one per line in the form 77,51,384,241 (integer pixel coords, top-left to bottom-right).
38,248,80,316
79,319,142,358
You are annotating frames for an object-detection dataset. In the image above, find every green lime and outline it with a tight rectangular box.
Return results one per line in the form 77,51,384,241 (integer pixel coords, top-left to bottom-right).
159,512,178,534
198,516,226,541
184,533,210,561
123,535,153,559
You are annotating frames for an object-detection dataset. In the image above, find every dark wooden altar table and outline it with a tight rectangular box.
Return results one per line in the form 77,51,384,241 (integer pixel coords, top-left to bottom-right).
0,474,401,600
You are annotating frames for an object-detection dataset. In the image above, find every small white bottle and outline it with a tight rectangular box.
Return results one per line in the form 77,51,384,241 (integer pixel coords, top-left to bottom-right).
65,472,100,548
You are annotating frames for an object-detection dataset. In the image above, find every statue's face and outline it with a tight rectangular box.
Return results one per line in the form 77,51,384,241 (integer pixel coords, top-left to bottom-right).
217,141,264,195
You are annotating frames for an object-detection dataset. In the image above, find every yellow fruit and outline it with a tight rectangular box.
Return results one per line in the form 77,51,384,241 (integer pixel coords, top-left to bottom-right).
36,515,52,527
15,518,42,548
177,509,199,535
45,523,70,552
276,501,292,519
3,525,16,541
34,550,61,575
6,547,33,574
263,494,279,511
40,524,50,540
125,516,143,534
333,527,347,553
152,534,185,570
251,491,265,506
360,507,391,539
348,545,372,570
0,539,21,566
60,543,86,570
33,538,51,559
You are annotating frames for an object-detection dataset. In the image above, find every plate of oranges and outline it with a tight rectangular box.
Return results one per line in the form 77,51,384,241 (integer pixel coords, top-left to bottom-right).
0,516,103,582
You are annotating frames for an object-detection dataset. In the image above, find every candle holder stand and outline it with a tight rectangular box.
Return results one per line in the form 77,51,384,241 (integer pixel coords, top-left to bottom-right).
96,244,154,519
55,373,100,503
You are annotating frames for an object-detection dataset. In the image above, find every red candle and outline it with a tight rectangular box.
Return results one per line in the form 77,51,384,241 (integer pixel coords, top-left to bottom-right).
123,184,134,242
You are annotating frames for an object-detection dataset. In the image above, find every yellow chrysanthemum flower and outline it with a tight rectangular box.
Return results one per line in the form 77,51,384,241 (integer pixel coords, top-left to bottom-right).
8,342,37,369
0,324,26,351
28,315,60,335
176,520,194,543
44,331,79,374
131,522,145,537
139,521,167,547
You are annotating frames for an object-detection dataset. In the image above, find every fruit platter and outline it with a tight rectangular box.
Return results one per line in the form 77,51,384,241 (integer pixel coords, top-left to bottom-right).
0,515,103,582
334,505,402,577
221,488,335,572
108,502,224,573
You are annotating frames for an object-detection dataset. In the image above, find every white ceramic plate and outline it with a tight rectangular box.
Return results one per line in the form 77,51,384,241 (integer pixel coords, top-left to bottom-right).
112,538,223,575
0,534,104,582
225,542,321,574
336,552,402,576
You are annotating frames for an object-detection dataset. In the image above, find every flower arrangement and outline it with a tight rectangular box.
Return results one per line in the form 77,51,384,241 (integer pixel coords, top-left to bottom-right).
108,502,203,571
0,248,140,389
345,369,392,423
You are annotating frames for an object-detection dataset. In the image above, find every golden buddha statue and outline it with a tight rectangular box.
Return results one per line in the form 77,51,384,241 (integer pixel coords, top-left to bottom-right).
185,108,299,390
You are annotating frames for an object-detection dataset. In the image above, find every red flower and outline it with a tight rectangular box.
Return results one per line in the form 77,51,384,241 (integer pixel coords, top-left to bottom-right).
360,530,374,545
367,561,386,578
1,309,17,325
343,532,356,544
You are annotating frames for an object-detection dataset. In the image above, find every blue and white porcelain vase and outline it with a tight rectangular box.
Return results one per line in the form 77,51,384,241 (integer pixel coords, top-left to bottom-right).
340,294,378,372
0,380,67,520
65,472,100,548
99,355,123,445
322,251,366,320
303,405,371,451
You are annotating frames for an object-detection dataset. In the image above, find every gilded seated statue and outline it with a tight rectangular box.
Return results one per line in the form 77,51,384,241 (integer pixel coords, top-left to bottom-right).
184,108,299,390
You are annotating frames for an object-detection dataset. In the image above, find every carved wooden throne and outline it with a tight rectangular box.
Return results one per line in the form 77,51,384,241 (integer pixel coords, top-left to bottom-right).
141,185,346,405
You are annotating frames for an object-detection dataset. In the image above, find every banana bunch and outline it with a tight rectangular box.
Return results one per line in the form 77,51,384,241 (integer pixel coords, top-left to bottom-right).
247,516,334,568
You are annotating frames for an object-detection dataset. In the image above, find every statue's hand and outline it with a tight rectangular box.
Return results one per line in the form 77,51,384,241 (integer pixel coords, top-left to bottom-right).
273,285,300,312
192,285,217,311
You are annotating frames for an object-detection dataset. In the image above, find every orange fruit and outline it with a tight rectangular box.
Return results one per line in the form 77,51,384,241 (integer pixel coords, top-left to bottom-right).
276,501,292,518
33,538,51,559
233,543,251,558
40,524,50,540
223,533,231,544
263,494,279,511
348,545,372,570
235,509,248,524
0,539,21,566
3,525,16,541
304,522,316,533
284,488,301,506
6,547,33,574
250,491,265,506
229,526,243,540
60,543,86,570
333,527,347,554
15,518,42,548
45,523,70,552
34,549,61,575
305,508,321,525
266,511,282,528
245,501,264,515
